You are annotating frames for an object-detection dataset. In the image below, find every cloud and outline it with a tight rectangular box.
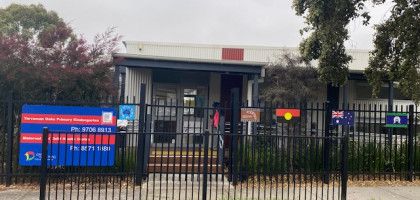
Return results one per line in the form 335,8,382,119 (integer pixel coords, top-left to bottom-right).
1,0,393,51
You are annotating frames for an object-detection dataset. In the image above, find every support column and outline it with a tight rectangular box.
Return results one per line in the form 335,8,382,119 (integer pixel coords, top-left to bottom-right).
113,65,120,90
252,74,259,106
327,84,340,110
230,88,240,185
342,83,348,108
251,75,259,135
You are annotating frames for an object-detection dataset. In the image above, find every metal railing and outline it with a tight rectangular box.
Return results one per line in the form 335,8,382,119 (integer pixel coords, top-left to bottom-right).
38,129,347,200
0,86,419,199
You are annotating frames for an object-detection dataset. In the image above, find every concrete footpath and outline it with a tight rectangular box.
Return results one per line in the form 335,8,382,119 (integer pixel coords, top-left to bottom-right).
347,186,420,200
0,186,419,199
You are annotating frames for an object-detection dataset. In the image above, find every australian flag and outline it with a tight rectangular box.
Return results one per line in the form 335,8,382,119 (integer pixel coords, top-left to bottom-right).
331,110,354,126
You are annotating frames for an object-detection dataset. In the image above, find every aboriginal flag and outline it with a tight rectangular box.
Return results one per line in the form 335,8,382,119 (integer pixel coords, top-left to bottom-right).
276,109,301,121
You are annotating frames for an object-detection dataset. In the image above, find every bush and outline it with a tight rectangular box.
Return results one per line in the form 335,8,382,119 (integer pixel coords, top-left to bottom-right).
232,136,420,181
234,136,327,176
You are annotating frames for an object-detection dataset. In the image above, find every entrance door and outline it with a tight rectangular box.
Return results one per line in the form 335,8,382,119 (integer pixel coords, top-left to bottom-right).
152,84,178,144
151,83,208,147
181,87,208,146
220,74,243,109
220,74,243,148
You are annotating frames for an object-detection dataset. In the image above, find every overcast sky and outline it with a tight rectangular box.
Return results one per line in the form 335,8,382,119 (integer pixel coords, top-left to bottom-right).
1,0,394,52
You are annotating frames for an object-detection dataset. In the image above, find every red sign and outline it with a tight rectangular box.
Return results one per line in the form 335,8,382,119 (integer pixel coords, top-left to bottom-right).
222,48,244,60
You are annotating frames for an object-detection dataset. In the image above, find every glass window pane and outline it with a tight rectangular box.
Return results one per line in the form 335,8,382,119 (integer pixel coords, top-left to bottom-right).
184,96,195,115
184,89,197,96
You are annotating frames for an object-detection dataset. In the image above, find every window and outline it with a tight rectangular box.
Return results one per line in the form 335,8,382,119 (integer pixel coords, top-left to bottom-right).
354,82,410,100
155,86,177,102
183,89,197,115
154,85,177,117
183,89,205,117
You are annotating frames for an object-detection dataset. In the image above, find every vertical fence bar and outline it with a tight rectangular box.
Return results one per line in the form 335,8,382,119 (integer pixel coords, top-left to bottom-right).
5,91,13,186
341,132,349,200
230,88,240,185
218,115,225,165
407,105,414,181
39,127,49,200
323,101,331,183
135,84,147,185
202,131,210,200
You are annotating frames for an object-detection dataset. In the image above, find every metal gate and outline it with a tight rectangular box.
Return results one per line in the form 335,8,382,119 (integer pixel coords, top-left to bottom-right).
38,87,348,200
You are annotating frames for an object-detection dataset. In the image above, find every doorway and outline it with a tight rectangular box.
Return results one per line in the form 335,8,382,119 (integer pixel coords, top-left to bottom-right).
220,74,243,109
220,74,243,148
151,83,208,147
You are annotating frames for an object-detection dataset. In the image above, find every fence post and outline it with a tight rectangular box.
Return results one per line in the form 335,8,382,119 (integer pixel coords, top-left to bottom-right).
218,115,225,164
230,88,240,185
323,101,331,184
341,131,349,200
135,84,147,185
5,90,14,186
201,131,210,200
407,105,414,181
39,127,49,200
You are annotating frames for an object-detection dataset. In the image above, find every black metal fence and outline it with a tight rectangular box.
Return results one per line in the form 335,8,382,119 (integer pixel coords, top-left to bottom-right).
0,87,420,199
38,130,347,200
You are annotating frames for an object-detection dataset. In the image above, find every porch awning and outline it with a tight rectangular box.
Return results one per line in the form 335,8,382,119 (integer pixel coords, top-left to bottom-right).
113,53,265,74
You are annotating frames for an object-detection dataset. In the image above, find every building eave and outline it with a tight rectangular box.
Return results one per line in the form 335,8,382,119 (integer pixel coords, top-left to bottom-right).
113,53,264,74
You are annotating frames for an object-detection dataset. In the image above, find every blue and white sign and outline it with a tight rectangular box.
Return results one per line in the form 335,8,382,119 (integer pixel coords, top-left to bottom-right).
119,105,136,120
19,105,116,166
331,110,354,126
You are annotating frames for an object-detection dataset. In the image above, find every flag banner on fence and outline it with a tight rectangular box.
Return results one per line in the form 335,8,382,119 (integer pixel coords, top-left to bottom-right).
331,110,354,126
276,108,300,121
213,110,220,128
385,112,408,128
119,105,136,120
240,108,261,122
19,105,116,166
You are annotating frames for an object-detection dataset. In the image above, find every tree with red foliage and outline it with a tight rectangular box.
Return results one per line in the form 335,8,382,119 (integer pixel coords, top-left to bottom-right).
0,4,120,101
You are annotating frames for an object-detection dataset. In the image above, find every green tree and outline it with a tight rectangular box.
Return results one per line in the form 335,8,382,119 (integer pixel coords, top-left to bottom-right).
365,1,420,102
292,0,380,86
0,4,62,39
261,54,325,104
0,4,120,101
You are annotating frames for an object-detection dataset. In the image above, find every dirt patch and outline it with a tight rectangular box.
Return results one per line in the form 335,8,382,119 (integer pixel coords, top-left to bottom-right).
348,179,420,187
0,184,38,191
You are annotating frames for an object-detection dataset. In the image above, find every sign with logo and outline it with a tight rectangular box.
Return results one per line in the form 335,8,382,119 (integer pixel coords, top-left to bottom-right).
240,108,261,122
19,105,116,166
331,110,354,126
385,112,408,128
276,109,300,121
119,105,136,120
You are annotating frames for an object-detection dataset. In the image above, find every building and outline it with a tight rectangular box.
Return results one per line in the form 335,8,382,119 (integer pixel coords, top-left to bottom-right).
114,41,414,109
112,41,416,174
113,41,416,141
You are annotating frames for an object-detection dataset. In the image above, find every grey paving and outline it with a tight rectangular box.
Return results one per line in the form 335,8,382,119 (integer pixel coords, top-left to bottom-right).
347,186,420,200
